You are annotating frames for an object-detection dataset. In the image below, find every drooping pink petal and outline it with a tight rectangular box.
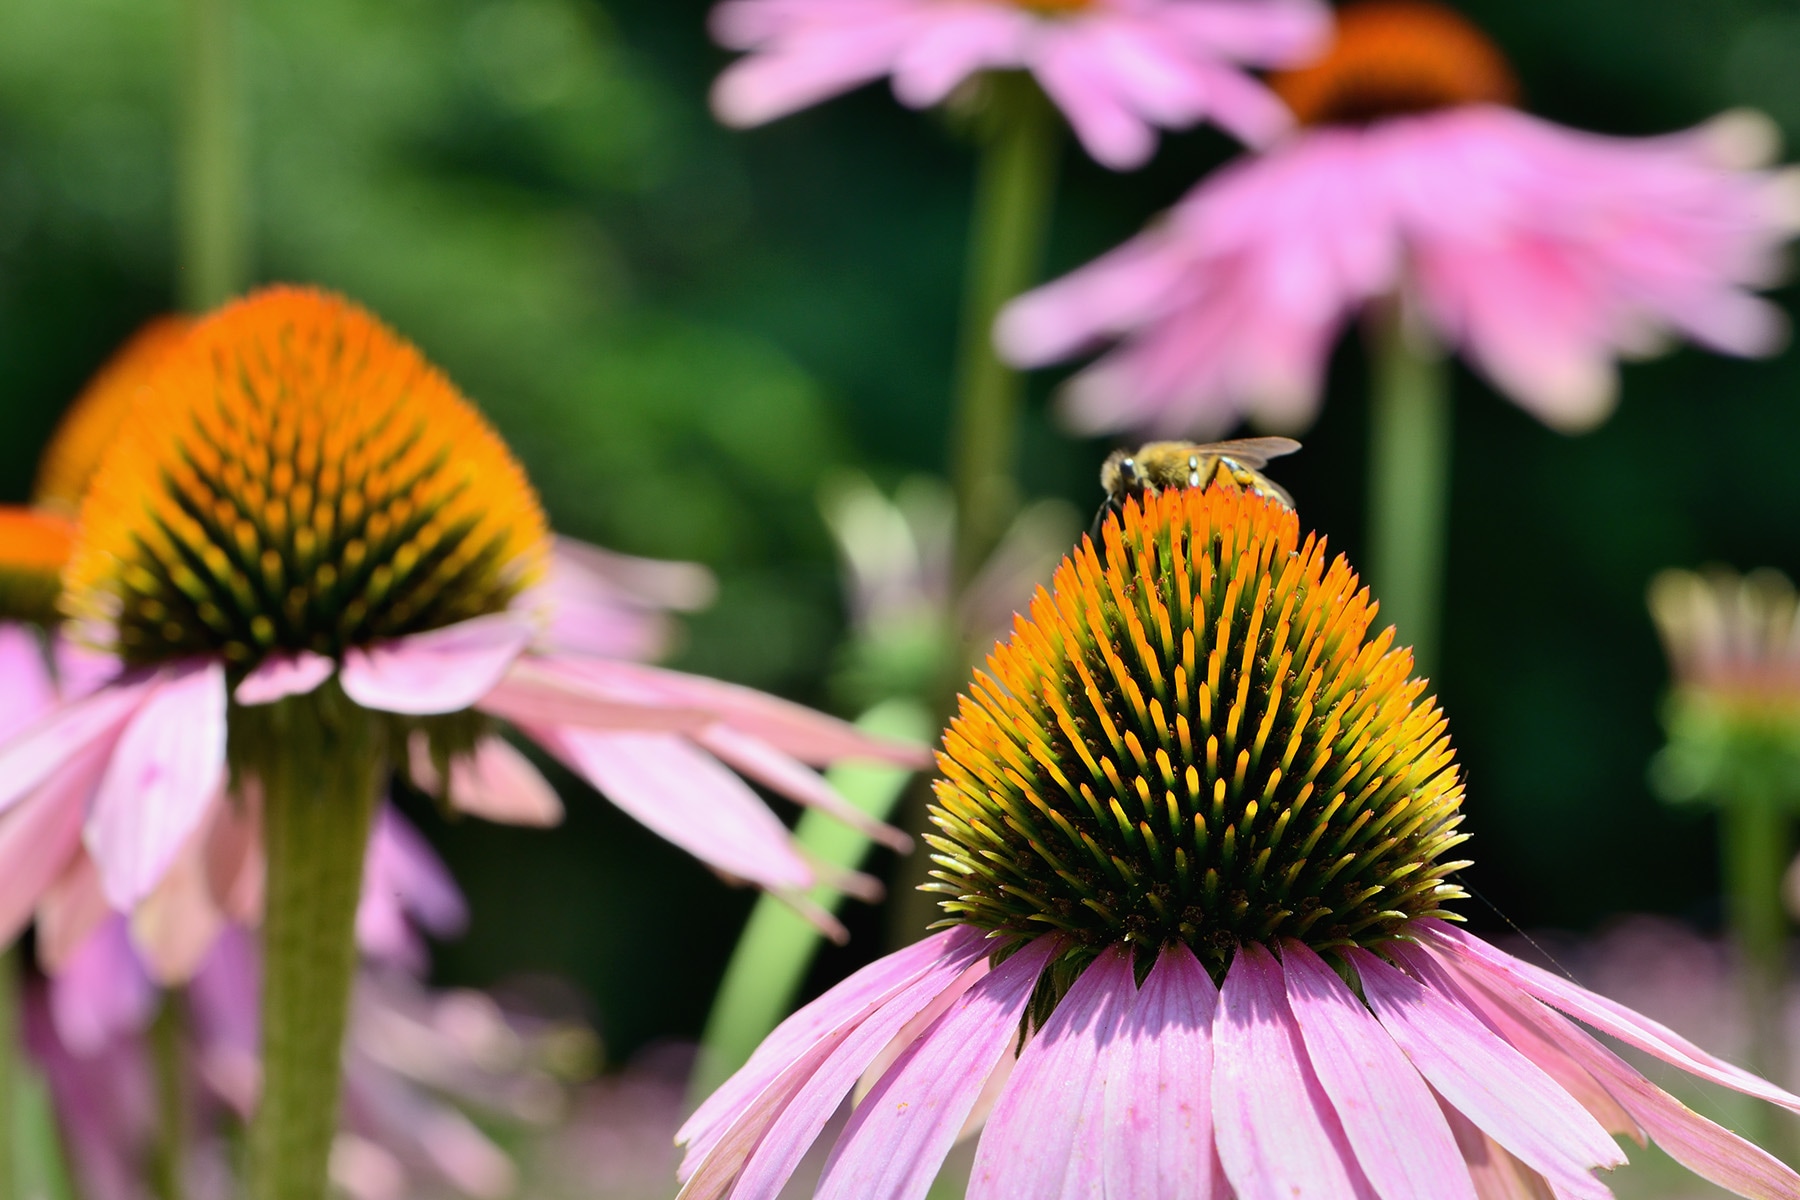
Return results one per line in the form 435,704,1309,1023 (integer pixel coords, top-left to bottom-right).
0,748,97,946
476,659,712,734
448,738,563,828
187,927,261,1116
1438,1097,1559,1200
697,725,912,852
35,853,112,975
814,936,1056,1200
53,640,122,702
967,945,1133,1200
84,661,229,907
677,927,988,1194
48,917,156,1056
1417,919,1800,1116
1213,943,1376,1200
204,791,264,926
358,808,467,970
1282,941,1475,1200
1346,947,1623,1198
130,816,228,984
1101,941,1222,1200
339,613,531,716
539,728,813,892
722,944,997,1200
0,625,55,740
854,957,993,1106
0,672,158,817
235,650,336,705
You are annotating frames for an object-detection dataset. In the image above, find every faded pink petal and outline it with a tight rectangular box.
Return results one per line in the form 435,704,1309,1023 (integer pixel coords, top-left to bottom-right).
476,658,712,734
698,724,912,852
534,537,712,663
83,661,228,907
1101,941,1223,1200
35,853,112,975
235,650,336,705
448,737,563,828
340,613,531,717
130,816,229,984
542,728,813,892
0,625,55,740
205,792,264,926
1282,941,1474,1200
49,917,156,1056
0,671,158,818
358,808,467,970
1346,947,1623,1197
967,945,1132,1199
1213,943,1376,1200
814,936,1056,1200
0,747,97,946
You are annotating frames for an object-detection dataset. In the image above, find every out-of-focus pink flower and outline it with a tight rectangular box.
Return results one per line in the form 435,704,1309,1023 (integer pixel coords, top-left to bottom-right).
0,290,924,964
708,0,1330,168
998,0,1800,436
679,922,1800,1200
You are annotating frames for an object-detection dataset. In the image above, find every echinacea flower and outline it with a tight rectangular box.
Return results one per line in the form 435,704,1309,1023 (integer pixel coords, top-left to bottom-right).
998,0,1800,435
0,286,920,939
680,481,1800,1200
708,0,1330,168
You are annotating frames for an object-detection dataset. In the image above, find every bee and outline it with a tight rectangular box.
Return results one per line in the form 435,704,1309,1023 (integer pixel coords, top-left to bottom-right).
1094,437,1301,538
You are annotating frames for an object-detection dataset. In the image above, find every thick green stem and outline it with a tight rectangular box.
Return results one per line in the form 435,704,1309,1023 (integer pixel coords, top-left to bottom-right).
151,996,187,1200
948,74,1061,591
1723,795,1791,1152
0,951,14,1200
250,695,382,1200
689,702,930,1108
178,0,249,310
1367,305,1453,676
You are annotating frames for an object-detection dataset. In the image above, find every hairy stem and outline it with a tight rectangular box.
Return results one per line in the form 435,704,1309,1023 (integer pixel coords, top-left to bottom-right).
249,693,382,1200
178,0,249,309
1723,794,1791,1155
1367,302,1453,676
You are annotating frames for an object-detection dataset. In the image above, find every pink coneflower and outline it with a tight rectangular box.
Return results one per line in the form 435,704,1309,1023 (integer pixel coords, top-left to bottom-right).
709,0,1330,168
680,483,1800,1200
998,0,1800,435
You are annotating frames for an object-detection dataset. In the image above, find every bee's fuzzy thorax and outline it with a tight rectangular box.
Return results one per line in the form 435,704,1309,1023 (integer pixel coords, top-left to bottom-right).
927,484,1470,981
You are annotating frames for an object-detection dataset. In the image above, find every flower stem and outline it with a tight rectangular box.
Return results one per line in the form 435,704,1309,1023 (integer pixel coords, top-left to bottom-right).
688,701,929,1108
151,994,188,1200
1722,793,1792,1153
948,72,1061,591
0,951,14,1200
249,693,382,1200
178,0,249,310
1367,302,1452,676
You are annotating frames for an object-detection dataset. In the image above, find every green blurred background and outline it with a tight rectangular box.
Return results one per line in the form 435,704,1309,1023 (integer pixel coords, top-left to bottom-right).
2,0,1799,1059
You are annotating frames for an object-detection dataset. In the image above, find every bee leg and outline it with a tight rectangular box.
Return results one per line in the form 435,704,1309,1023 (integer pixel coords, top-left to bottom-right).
1090,498,1124,544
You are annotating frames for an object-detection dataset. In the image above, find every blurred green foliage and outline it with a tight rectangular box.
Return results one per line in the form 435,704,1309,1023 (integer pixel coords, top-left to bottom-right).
5,0,1800,1056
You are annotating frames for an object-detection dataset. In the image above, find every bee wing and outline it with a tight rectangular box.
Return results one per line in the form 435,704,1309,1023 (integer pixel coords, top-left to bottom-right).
1192,436,1302,469
1257,475,1297,508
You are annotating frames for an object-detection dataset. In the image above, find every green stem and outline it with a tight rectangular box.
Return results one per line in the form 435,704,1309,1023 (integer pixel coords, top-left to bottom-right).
688,701,930,1108
1723,795,1791,1153
1367,303,1453,676
178,0,249,310
0,950,15,1200
948,73,1061,592
151,995,187,1200
250,693,383,1200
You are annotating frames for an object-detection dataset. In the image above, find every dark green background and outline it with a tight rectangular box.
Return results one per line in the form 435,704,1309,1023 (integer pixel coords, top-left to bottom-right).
2,0,1797,1057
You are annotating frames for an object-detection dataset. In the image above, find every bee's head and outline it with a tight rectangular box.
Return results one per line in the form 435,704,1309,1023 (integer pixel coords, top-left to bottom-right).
1099,449,1142,498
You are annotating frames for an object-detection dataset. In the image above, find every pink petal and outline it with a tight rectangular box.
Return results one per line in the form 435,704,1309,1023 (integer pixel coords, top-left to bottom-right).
205,791,264,925
551,536,715,612
1438,1098,1559,1200
1282,942,1475,1200
557,659,930,767
235,650,336,705
1346,947,1623,1197
815,936,1056,1200
476,660,712,734
358,807,467,969
0,625,55,740
448,737,563,828
0,673,158,817
1418,919,1800,1116
968,945,1134,1200
48,916,156,1056
83,662,229,907
1102,941,1223,1200
724,943,996,1200
1213,943,1377,1200
130,818,228,984
0,748,95,946
339,613,530,716
698,725,912,852
35,853,112,975
541,728,813,892
678,927,986,1191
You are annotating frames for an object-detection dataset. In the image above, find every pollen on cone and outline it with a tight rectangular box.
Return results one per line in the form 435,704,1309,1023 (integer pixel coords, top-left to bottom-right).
63,286,550,667
927,483,1468,978
1271,0,1518,126
34,316,195,517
